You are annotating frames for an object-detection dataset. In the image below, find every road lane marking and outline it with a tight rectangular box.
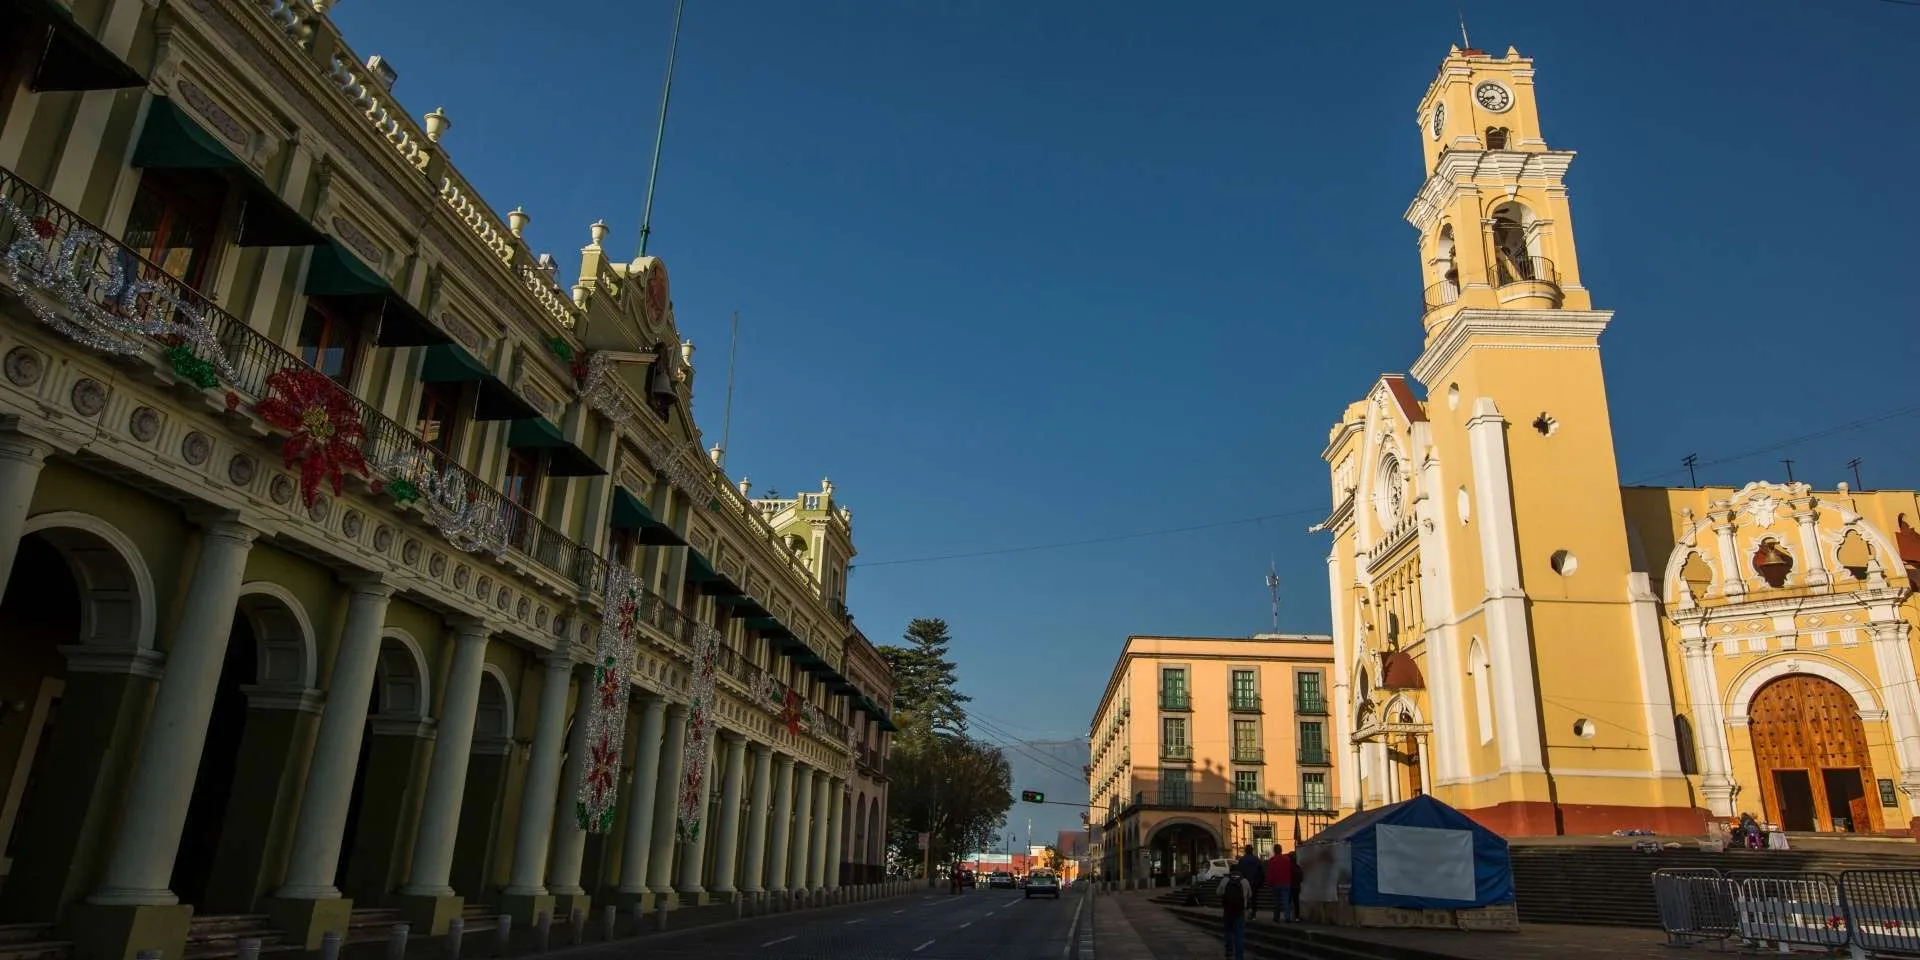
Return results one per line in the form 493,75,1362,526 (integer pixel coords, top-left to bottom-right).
845,918,864,925
985,910,997,916
761,935,796,947
1063,895,1088,960
959,921,972,929
914,940,936,952
892,909,904,914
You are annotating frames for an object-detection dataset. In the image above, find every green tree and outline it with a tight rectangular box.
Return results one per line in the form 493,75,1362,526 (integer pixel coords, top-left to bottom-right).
887,733,1013,873
879,617,971,739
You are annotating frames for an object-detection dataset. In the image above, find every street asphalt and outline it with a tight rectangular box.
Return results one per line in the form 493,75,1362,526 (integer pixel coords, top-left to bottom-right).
570,886,1086,960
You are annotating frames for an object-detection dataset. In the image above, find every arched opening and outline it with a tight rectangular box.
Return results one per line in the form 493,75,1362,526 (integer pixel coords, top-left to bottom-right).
1391,708,1423,802
0,534,82,869
1680,552,1713,598
170,609,261,905
1674,715,1699,776
852,791,866,876
1425,224,1460,312
1467,638,1493,745
1484,126,1509,150
338,635,428,896
1489,201,1545,286
1145,820,1219,886
1748,674,1880,833
840,791,853,884
866,796,882,869
1836,530,1872,581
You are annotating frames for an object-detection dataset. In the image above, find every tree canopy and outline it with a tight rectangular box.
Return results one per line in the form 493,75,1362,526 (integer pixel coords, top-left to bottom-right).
879,617,971,739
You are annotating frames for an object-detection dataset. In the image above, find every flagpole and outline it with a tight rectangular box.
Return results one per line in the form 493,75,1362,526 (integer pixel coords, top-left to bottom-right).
636,0,687,258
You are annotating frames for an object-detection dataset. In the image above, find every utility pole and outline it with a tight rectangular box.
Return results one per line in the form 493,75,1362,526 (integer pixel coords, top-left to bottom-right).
1683,453,1699,487
1781,459,1795,483
1848,458,1865,490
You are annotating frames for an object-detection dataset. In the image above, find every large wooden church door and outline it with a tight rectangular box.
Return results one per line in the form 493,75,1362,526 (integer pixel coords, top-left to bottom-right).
1749,674,1883,834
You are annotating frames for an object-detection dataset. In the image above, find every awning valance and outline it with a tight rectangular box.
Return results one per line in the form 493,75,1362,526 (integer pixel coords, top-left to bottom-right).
7,0,145,93
506,418,605,478
132,97,325,248
611,486,653,530
302,242,449,347
419,344,537,420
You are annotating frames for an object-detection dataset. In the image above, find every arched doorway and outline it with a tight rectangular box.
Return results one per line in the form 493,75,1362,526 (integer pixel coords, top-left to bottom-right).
1146,820,1219,886
0,533,81,869
1749,674,1882,833
340,634,431,901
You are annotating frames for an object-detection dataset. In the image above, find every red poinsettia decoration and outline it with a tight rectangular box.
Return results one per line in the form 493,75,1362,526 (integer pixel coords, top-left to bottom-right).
780,688,804,737
254,368,369,507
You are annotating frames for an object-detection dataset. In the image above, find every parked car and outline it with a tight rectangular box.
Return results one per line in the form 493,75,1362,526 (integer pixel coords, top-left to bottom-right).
1194,858,1234,884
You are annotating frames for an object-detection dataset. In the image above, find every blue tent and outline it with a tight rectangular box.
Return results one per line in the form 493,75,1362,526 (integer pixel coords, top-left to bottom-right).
1300,794,1514,910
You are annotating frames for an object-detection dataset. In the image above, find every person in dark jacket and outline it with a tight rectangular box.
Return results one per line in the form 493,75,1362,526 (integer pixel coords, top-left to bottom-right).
1234,844,1265,909
1217,867,1252,960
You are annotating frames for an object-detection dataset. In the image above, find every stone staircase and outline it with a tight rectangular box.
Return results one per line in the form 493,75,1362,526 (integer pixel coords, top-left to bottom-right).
0,923,67,960
1157,901,1453,960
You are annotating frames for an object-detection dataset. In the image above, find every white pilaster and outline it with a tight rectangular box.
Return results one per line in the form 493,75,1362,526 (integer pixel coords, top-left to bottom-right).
615,697,667,894
1793,503,1829,587
0,432,54,594
276,577,395,898
741,745,774,893
1866,618,1920,812
1464,399,1545,776
1626,573,1682,777
505,654,574,896
766,755,794,893
399,619,492,897
788,765,814,892
89,517,258,904
645,705,687,895
1327,554,1357,812
547,677,594,896
823,778,846,889
709,736,748,895
1679,629,1736,816
1711,514,1746,599
807,773,831,890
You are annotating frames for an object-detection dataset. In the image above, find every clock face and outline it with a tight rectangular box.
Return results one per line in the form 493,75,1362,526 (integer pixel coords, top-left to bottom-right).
1475,82,1512,113
1430,102,1446,140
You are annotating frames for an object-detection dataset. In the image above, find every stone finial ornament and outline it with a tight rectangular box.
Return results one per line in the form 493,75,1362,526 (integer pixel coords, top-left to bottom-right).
423,107,449,143
590,220,608,247
507,207,529,238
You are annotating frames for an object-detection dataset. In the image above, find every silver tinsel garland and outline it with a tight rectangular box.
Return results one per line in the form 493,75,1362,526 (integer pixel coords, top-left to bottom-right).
577,351,628,427
0,195,237,385
376,448,508,555
675,622,722,842
576,566,640,832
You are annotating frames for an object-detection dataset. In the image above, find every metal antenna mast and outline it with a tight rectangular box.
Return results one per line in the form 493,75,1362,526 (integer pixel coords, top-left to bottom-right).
636,0,687,258
718,311,738,466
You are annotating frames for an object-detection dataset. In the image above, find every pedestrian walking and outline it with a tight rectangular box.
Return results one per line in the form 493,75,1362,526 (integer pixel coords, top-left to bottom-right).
1217,867,1252,960
1234,844,1265,913
1264,847,1295,922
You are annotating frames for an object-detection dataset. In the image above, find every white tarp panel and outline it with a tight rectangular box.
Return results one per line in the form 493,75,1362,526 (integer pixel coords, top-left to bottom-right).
1375,824,1474,901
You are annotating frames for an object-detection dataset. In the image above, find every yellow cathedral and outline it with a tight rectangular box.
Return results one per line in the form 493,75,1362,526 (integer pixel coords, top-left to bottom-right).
1315,45,1920,839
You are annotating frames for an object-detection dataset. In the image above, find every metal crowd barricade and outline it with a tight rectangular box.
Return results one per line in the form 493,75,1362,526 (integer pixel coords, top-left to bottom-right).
1840,869,1920,957
1735,874,1850,951
1653,868,1740,946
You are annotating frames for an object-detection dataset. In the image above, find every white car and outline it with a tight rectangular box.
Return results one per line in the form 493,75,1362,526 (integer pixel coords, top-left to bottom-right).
1194,858,1234,884
1024,869,1061,899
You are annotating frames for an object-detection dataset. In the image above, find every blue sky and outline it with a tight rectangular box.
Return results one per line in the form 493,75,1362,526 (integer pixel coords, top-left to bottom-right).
333,0,1920,837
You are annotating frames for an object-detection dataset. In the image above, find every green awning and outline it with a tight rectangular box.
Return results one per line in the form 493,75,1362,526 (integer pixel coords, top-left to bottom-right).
8,0,145,92
684,549,722,583
877,714,900,733
721,595,771,618
506,418,605,478
745,616,781,632
611,486,654,529
301,242,447,347
420,344,536,420
132,98,324,248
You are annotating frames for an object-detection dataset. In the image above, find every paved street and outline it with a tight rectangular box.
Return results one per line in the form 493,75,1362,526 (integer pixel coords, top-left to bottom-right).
570,888,1085,960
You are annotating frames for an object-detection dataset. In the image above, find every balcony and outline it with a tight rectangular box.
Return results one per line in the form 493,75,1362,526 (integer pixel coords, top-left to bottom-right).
1420,278,1460,320
1231,791,1264,810
1159,690,1191,711
1231,746,1264,764
1158,786,1191,807
1295,695,1328,716
1228,693,1262,714
1298,746,1331,766
1493,255,1562,308
1161,743,1192,762
0,164,612,597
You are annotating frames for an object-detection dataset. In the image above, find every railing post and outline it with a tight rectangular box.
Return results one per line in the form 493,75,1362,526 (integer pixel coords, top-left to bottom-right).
445,918,464,960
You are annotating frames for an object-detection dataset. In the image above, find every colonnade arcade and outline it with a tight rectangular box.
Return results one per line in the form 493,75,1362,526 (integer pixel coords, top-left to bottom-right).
0,439,871,954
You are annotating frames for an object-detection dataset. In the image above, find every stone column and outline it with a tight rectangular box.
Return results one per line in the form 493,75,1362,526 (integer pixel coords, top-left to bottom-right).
88,517,258,906
644,705,687,895
546,672,594,914
824,778,847,889
614,697,667,904
788,765,814,892
0,431,54,591
502,654,574,917
398,619,492,933
765,755,794,894
740,745,774,894
270,577,393,944
674,742,715,897
1464,399,1545,780
709,736,749,896
807,775,832,890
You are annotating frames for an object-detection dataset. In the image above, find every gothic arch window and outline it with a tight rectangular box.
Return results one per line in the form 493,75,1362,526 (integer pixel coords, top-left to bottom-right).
1484,126,1509,150
1674,714,1699,776
1489,201,1543,285
1433,224,1458,294
1467,637,1493,744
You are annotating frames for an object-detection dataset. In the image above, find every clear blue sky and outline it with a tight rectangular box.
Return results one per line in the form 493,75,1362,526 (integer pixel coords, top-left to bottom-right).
334,0,1920,836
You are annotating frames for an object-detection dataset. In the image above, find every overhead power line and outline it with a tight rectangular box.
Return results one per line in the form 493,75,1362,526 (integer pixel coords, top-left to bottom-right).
1626,400,1920,486
853,509,1322,570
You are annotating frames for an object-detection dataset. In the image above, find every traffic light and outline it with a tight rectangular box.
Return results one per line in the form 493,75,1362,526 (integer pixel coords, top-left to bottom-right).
1021,790,1045,803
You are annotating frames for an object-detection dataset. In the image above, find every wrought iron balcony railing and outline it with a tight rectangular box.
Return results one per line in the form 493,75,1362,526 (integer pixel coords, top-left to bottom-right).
1228,694,1262,713
1161,742,1192,761
1295,695,1327,716
1421,278,1461,315
1159,690,1191,711
1297,746,1331,766
1495,254,1557,289
1231,746,1264,764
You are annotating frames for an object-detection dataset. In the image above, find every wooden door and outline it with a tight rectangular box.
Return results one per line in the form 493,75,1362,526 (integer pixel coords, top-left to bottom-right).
1747,674,1884,833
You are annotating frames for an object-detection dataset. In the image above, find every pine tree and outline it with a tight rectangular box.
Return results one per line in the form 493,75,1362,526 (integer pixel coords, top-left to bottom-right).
879,617,971,740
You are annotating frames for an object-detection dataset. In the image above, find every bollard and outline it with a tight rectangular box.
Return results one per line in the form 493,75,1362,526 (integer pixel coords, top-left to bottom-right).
445,917,464,960
494,914,512,958
655,898,669,932
320,931,342,960
386,923,409,960
237,938,262,960
570,907,584,946
535,911,550,956
733,896,743,920
602,904,617,940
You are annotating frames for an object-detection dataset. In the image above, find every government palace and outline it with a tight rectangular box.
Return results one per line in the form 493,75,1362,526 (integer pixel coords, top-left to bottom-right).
1317,46,1920,840
0,1,896,958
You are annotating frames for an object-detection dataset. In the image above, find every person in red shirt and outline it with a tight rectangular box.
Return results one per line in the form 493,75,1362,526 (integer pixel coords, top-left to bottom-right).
1265,847,1298,921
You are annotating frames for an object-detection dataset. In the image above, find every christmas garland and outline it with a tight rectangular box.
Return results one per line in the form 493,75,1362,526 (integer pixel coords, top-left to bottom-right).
254,368,369,507
373,449,507,555
576,566,640,832
676,623,722,842
0,195,236,385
